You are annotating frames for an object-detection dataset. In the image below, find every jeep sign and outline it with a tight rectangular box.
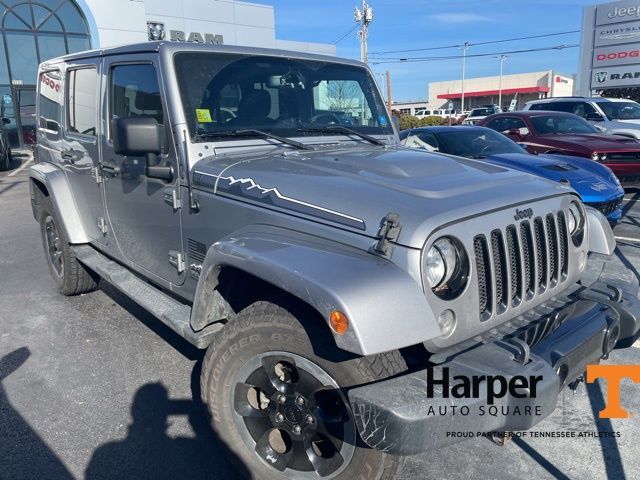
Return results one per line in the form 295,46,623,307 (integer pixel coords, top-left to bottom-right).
578,0,640,93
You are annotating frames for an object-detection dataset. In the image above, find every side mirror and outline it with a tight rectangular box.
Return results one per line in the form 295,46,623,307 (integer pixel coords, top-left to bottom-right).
585,112,604,122
111,117,173,181
2,118,10,125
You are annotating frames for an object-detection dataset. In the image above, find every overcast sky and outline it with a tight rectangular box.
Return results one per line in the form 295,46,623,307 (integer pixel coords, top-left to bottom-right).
261,0,613,101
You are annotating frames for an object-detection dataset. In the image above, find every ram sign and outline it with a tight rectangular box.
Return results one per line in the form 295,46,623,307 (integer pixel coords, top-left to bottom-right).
578,0,640,93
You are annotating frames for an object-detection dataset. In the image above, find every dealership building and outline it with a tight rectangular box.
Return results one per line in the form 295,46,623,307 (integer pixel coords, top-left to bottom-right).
0,0,335,149
428,70,575,113
390,71,574,117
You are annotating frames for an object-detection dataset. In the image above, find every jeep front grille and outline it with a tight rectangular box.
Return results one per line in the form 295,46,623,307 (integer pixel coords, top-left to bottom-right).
474,212,569,320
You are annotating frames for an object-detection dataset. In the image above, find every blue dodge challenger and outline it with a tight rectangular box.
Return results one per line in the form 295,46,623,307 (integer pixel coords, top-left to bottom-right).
400,126,624,224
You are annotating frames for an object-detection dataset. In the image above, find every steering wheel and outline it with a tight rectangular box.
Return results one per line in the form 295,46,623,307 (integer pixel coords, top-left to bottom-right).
309,113,341,126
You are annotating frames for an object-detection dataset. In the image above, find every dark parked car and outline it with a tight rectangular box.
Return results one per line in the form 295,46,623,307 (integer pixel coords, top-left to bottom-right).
0,115,11,171
478,110,640,184
400,126,625,223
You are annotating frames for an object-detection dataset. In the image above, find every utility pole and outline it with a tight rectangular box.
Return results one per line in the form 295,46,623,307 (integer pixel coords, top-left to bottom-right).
354,1,373,63
498,54,508,111
460,41,470,113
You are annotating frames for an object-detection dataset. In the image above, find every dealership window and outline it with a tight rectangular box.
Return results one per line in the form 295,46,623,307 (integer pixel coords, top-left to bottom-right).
67,67,97,136
1,0,91,148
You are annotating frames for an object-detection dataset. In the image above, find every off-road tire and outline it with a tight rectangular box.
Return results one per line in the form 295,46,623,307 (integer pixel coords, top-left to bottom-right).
39,197,97,295
201,299,407,480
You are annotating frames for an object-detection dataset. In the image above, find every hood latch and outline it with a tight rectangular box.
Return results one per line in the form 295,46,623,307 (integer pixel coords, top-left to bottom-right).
372,212,401,257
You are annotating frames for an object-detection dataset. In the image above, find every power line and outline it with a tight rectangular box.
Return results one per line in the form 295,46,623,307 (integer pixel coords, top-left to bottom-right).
369,30,580,56
370,43,579,64
332,24,359,45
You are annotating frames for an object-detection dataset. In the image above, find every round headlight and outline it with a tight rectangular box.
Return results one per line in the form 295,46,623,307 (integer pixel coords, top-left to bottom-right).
423,237,468,298
591,152,600,161
568,202,580,234
567,201,586,246
599,153,608,161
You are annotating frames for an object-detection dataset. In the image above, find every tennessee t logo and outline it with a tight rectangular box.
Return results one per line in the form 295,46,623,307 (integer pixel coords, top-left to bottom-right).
586,365,640,418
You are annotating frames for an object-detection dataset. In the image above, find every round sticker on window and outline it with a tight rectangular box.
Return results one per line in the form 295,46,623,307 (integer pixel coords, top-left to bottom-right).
379,115,388,126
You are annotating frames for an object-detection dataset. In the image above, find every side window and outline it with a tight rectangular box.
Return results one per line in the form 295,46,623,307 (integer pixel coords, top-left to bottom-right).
572,102,596,118
67,67,97,136
110,64,164,131
38,70,63,136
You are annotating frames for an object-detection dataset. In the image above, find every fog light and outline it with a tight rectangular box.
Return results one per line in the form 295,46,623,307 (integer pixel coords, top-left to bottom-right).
329,311,349,335
438,309,456,337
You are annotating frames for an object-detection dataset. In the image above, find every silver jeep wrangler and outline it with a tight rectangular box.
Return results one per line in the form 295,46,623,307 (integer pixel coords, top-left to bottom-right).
30,42,640,479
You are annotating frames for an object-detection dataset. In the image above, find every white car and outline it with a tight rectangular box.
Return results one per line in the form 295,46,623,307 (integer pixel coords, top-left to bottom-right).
462,106,501,125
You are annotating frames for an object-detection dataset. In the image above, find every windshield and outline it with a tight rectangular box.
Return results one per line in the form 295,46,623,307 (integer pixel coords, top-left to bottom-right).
595,101,640,120
173,53,393,142
529,115,598,135
432,128,525,158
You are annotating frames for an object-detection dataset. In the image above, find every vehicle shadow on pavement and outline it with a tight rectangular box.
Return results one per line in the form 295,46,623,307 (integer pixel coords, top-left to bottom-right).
84,365,249,479
87,283,250,479
0,347,74,479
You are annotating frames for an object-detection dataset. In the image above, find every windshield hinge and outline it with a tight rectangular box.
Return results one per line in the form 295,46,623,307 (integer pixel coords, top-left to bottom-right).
169,250,186,273
163,187,182,210
92,166,103,184
372,212,401,257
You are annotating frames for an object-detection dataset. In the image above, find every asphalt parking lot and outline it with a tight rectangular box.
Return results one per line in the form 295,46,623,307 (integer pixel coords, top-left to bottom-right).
1,152,640,480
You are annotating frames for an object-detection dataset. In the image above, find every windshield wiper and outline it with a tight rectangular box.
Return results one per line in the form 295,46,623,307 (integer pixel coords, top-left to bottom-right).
296,126,386,146
195,129,312,150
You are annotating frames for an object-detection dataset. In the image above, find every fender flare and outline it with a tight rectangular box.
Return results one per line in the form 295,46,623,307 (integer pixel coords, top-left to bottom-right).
586,206,616,256
29,162,91,244
191,225,441,356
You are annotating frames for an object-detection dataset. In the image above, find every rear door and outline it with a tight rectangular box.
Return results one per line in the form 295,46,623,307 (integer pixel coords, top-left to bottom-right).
100,56,184,286
55,61,105,243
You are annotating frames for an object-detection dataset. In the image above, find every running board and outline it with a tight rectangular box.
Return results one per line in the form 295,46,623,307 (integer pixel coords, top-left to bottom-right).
71,245,221,349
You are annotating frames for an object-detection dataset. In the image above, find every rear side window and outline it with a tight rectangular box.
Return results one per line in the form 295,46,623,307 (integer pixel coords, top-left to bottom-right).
67,67,97,136
39,70,63,135
109,64,164,131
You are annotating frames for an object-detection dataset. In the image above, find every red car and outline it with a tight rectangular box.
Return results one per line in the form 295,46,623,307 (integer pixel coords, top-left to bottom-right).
479,110,640,183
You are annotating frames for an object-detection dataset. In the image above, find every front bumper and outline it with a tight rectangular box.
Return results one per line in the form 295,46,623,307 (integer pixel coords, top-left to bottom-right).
348,282,640,455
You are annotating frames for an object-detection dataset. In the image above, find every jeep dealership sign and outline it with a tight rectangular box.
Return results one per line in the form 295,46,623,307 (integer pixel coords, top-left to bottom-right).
579,0,640,93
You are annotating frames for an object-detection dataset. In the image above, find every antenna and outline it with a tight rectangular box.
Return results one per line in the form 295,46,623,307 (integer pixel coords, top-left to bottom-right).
355,1,373,63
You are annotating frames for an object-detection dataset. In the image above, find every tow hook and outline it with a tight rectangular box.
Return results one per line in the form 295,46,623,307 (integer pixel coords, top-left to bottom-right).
568,374,584,392
490,431,513,446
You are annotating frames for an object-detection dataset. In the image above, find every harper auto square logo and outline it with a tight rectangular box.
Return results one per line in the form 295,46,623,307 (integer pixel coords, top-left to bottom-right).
587,365,640,418
147,21,165,41
596,71,609,84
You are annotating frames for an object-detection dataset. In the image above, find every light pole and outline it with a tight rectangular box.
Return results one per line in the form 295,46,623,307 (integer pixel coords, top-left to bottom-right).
497,54,508,111
460,41,470,114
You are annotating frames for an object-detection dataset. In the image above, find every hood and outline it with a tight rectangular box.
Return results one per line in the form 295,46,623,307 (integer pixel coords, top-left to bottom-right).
609,118,640,127
192,146,574,249
538,133,640,151
484,153,623,203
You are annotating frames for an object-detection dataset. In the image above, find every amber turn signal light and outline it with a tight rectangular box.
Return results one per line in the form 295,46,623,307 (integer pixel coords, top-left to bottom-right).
329,311,349,335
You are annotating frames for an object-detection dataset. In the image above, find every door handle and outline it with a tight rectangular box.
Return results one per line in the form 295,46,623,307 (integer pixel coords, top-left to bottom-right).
100,164,121,177
61,151,75,163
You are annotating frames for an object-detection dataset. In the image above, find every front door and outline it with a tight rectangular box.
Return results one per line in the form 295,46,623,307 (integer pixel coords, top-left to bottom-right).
100,57,184,286
13,86,37,148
